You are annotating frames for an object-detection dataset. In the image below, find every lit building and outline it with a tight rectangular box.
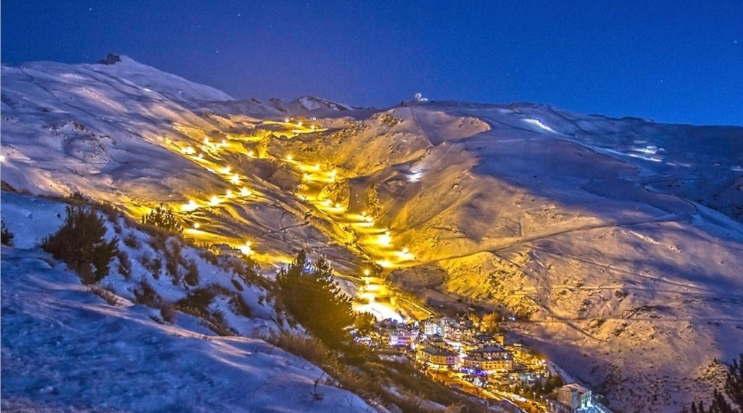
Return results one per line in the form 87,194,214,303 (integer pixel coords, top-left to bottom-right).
211,243,243,258
462,345,513,374
556,383,593,412
416,346,459,370
422,317,442,336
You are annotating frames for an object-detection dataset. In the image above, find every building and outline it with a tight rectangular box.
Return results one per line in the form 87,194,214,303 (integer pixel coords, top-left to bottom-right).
416,346,459,370
463,345,513,374
442,318,474,342
422,317,443,336
211,243,243,258
557,383,593,412
464,333,500,351
389,330,414,347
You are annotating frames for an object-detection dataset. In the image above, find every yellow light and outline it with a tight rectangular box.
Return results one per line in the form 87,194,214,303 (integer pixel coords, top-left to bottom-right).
286,155,293,161
377,259,393,268
303,173,312,181
402,247,409,254
313,163,320,170
182,200,199,212
361,211,367,217
226,190,234,198
221,139,227,145
334,202,341,208
323,199,332,206
180,147,186,154
363,269,371,276
377,232,392,246
203,137,209,144
330,169,337,176
240,187,252,197
284,117,290,123
209,196,221,205
221,166,231,175
238,241,253,255
186,146,195,155
230,174,240,184
365,216,373,223
247,150,254,157
297,121,303,127
198,153,204,159
193,223,200,229
310,125,316,130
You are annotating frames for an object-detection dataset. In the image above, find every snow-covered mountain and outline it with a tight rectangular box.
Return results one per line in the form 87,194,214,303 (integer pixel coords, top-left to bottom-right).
267,96,355,113
2,56,742,413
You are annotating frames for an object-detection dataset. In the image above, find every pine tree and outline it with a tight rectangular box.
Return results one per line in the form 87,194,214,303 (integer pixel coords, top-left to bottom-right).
688,354,743,413
41,206,119,284
1,221,14,246
141,203,183,234
725,355,743,411
277,250,355,348
709,388,734,413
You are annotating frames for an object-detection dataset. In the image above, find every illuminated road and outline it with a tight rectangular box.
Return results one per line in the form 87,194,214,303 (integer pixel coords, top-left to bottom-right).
157,119,429,322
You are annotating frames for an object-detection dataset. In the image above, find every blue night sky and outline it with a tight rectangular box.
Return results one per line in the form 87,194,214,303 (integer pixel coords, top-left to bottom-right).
3,1,742,126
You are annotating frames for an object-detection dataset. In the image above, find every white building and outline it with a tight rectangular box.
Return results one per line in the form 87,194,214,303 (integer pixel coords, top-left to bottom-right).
557,383,593,412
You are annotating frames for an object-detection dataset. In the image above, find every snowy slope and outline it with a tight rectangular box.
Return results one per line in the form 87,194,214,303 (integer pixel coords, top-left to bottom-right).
0,57,362,276
0,192,373,413
2,57,743,413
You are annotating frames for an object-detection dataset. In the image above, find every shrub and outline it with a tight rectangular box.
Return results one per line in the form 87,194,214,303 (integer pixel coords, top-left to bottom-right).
140,253,163,279
68,191,87,203
206,310,236,336
268,332,332,367
117,250,132,278
40,206,118,284
231,279,244,291
229,293,252,317
141,203,183,234
163,239,185,283
133,279,161,307
1,221,14,246
123,231,140,248
160,304,176,323
175,286,222,316
175,286,235,336
184,260,200,286
199,249,218,265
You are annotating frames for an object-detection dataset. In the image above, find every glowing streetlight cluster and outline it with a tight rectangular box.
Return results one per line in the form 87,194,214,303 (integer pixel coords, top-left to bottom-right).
171,126,419,276
237,241,253,255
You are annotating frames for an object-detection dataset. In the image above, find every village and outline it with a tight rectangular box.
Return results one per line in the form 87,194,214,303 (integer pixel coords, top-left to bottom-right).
355,313,608,413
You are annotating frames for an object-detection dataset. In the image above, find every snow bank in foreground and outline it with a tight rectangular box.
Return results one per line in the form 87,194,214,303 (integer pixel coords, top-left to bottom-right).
0,246,372,412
